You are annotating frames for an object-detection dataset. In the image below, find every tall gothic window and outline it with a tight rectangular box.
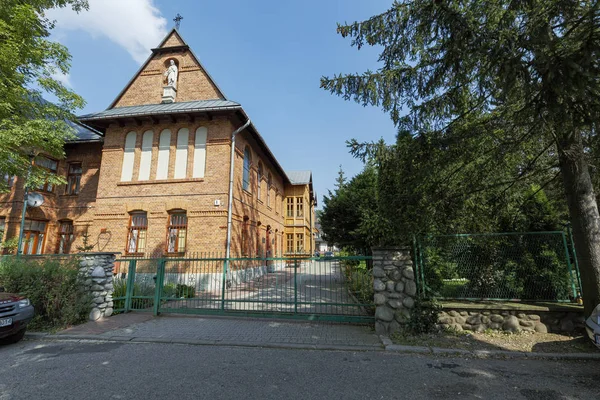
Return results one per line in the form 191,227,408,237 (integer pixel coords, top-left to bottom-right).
35,156,58,192
121,131,136,182
156,129,171,180
66,163,82,195
257,162,263,201
242,216,250,256
126,212,147,255
174,128,189,179
22,219,47,255
243,147,251,191
57,220,74,254
267,173,272,207
167,211,187,254
193,127,207,178
138,130,154,181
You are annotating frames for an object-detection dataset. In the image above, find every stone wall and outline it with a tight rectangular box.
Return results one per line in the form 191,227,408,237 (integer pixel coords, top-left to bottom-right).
78,253,118,321
437,308,586,334
373,248,418,335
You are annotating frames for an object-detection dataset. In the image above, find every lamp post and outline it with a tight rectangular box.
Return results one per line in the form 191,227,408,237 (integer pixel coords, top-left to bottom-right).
16,152,36,255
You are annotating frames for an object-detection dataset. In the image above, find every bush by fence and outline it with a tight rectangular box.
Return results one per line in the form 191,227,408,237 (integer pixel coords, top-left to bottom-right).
340,256,374,310
0,257,90,331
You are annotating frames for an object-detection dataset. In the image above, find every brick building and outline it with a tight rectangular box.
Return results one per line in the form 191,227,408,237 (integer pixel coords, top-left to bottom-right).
0,29,315,258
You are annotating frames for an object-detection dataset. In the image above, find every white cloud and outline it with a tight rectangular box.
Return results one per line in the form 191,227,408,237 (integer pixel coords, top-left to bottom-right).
51,70,72,88
46,0,168,64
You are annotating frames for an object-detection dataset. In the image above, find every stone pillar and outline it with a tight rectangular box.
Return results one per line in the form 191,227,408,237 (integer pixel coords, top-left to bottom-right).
77,253,119,321
372,247,418,336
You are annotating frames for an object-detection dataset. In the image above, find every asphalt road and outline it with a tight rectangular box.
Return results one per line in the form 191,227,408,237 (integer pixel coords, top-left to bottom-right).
1,340,598,400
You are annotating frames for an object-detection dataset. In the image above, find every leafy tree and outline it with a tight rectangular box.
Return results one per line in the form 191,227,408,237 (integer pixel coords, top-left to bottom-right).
0,0,88,192
320,165,383,252
322,1,600,314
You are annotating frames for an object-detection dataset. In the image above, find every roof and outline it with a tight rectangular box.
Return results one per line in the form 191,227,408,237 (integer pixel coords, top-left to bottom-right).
107,28,227,109
67,120,103,142
78,100,241,122
286,170,312,185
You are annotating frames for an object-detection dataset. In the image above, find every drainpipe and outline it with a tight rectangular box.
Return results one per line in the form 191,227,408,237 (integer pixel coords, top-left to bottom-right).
225,119,251,261
309,198,313,256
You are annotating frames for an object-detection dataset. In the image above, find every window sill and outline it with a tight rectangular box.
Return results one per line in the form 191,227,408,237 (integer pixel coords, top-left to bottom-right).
125,252,145,257
118,178,205,186
164,252,186,257
242,189,252,196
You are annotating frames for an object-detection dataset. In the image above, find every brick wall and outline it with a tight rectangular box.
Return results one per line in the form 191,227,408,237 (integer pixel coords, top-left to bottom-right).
0,142,102,254
112,32,224,107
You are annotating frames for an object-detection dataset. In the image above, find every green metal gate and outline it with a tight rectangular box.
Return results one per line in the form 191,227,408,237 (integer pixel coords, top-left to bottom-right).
114,255,374,323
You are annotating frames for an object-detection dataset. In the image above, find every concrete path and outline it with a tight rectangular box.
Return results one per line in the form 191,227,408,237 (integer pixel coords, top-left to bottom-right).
53,313,381,349
2,340,598,400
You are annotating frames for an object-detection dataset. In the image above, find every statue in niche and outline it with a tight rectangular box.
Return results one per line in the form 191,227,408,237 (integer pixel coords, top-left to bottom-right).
164,59,178,88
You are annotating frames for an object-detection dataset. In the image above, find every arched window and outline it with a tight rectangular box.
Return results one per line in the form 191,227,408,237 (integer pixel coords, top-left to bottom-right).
126,211,147,255
174,128,189,179
166,210,187,254
256,221,262,257
243,146,251,191
121,131,137,182
193,127,207,178
257,162,263,201
241,216,250,256
267,173,272,207
156,129,171,180
138,130,153,181
57,220,74,254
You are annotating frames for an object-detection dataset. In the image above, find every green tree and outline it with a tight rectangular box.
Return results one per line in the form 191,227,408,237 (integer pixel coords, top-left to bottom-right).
0,0,88,192
322,1,600,314
321,165,384,252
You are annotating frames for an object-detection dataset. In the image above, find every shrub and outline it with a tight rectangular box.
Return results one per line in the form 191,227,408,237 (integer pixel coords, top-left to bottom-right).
403,296,441,335
340,258,374,312
0,257,90,331
175,283,195,298
112,278,128,311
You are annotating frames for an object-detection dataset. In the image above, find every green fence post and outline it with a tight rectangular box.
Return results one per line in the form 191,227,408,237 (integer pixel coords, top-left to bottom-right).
221,259,228,311
124,260,136,312
153,258,165,316
560,232,578,301
567,225,583,296
294,258,298,314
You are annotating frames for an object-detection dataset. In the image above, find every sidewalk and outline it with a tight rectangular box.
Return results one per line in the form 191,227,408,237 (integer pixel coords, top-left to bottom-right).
46,312,382,350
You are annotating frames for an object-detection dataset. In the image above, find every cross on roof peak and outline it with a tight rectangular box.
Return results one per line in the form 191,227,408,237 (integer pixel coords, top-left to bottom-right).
173,13,183,30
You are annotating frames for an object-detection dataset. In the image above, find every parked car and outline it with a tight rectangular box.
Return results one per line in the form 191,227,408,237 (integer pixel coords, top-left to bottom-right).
0,293,34,344
324,251,334,258
586,304,600,350
314,251,321,258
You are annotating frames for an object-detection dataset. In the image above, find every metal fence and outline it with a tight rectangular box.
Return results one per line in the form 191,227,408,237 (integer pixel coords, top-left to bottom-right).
414,232,582,302
113,255,374,323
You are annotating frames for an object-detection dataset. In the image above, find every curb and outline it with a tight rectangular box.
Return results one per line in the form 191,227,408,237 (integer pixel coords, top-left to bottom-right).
379,335,600,360
24,333,384,352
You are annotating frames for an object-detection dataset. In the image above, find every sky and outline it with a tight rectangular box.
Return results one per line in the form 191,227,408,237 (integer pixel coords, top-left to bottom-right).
47,0,399,209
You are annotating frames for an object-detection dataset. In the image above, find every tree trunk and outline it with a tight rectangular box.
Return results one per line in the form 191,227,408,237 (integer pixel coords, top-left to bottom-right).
558,132,600,316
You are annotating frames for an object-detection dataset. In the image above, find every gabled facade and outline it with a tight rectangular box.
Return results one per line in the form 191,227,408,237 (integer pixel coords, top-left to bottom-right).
0,29,315,257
